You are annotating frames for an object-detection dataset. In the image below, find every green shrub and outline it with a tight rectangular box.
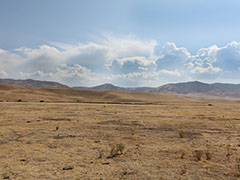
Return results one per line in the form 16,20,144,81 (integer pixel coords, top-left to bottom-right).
109,143,125,158
205,150,212,160
181,151,185,159
17,99,22,102
193,150,203,161
118,143,125,154
40,100,44,102
179,130,185,138
122,171,128,175
98,150,103,159
236,157,240,172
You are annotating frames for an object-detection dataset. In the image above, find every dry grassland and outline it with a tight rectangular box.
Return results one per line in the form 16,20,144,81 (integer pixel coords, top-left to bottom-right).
1,100,240,180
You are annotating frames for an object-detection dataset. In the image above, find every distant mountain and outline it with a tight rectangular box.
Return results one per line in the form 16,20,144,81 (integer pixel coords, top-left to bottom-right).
0,78,69,89
154,81,240,96
74,83,156,93
0,83,190,103
1,78,240,99
74,81,240,98
75,81,216,93
90,83,126,91
153,81,219,94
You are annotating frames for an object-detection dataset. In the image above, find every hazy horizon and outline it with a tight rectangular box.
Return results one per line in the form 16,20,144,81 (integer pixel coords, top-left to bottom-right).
2,77,240,89
1,0,240,87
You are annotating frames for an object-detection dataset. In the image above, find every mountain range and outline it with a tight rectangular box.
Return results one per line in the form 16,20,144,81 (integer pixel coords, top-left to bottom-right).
1,78,240,99
74,81,240,98
0,78,69,89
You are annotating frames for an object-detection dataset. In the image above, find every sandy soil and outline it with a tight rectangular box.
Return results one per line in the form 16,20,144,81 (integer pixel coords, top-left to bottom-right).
1,101,240,180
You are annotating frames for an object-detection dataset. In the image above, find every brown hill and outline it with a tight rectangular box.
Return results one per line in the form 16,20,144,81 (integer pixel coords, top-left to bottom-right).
2,78,240,99
0,84,193,103
0,78,69,88
75,81,240,99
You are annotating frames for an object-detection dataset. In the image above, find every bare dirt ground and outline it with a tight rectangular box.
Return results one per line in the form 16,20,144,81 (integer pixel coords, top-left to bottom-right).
1,101,240,180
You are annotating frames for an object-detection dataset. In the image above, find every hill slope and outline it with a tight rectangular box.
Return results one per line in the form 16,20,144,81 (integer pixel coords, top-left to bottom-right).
74,83,156,93
153,81,218,94
154,81,240,99
0,78,69,88
1,78,240,99
0,84,192,103
75,81,240,98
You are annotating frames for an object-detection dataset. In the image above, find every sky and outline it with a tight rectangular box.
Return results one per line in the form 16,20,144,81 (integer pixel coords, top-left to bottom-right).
1,0,240,87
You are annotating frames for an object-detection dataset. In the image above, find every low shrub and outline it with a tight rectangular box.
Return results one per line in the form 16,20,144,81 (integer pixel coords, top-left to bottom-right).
205,150,212,160
193,150,203,161
109,143,125,158
179,130,185,138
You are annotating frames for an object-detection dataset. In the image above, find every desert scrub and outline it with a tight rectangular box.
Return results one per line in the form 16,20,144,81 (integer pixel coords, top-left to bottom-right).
98,150,104,159
180,165,187,175
17,99,22,102
236,157,240,172
40,100,44,102
226,143,231,160
181,151,185,159
179,130,185,138
205,150,212,160
109,143,125,158
193,150,203,161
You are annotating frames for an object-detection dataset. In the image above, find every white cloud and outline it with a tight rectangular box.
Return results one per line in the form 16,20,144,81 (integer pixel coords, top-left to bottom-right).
106,69,182,87
0,49,23,76
53,64,94,84
187,58,222,74
102,36,157,60
156,42,190,71
0,37,240,86
51,35,157,67
184,41,240,81
107,56,156,74
20,70,47,79
20,64,95,86
214,41,240,71
0,70,8,77
196,45,218,61
157,69,181,76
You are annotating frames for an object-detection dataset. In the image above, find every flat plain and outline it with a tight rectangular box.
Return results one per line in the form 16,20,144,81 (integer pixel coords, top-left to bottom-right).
1,85,240,180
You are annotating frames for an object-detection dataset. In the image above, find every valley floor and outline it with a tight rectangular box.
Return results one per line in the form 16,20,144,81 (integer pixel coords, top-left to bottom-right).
1,102,240,180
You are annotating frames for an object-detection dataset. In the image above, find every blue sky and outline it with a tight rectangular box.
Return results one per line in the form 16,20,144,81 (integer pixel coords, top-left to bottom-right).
1,0,240,86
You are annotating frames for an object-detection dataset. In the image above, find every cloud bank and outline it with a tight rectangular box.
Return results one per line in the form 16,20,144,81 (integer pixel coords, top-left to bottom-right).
1,36,240,87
